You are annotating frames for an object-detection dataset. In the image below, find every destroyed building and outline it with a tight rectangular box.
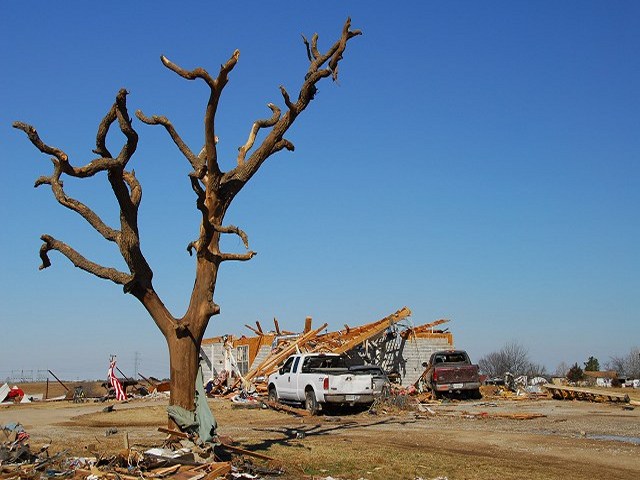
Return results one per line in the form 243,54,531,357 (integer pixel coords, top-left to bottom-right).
200,307,454,387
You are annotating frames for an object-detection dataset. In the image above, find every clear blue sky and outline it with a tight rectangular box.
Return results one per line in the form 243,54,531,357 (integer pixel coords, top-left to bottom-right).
1,1,638,381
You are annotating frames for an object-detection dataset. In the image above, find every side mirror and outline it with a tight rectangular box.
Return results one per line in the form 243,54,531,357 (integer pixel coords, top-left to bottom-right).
279,367,284,375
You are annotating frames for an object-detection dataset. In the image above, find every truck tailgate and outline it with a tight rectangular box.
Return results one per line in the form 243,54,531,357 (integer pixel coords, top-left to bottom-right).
326,373,373,395
434,365,478,384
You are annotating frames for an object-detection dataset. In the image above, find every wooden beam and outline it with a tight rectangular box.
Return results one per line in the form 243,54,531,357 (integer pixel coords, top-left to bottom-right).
218,442,274,461
543,384,630,403
255,321,263,334
47,369,70,392
158,427,190,439
304,316,312,333
244,324,263,336
241,323,328,383
331,307,412,354
264,400,310,416
401,318,450,339
201,463,232,479
138,372,157,387
273,318,281,335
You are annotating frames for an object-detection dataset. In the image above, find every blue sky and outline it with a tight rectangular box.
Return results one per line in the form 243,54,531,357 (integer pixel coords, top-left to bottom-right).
1,1,638,380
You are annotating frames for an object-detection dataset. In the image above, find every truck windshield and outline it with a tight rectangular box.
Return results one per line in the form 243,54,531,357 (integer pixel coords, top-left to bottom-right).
434,352,468,363
301,356,347,372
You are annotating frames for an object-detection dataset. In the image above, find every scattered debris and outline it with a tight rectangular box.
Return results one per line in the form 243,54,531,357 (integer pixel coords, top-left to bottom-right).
0,422,278,480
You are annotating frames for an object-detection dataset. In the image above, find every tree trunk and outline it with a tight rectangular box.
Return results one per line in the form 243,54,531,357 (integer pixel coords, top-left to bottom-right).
167,330,201,411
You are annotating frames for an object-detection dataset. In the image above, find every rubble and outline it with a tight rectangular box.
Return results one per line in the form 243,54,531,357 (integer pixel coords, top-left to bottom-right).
0,420,279,480
202,307,458,400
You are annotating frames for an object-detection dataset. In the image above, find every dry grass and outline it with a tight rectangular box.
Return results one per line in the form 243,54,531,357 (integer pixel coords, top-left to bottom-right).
3,389,639,479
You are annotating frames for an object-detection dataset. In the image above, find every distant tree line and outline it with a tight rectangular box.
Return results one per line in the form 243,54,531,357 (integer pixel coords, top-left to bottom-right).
605,347,640,378
477,341,547,378
479,344,640,381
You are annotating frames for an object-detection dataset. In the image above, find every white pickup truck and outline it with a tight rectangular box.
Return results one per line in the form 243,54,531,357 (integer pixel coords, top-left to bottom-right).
267,353,385,414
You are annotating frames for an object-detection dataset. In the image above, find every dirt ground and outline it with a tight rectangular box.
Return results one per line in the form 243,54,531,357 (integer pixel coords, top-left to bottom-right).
1,388,639,480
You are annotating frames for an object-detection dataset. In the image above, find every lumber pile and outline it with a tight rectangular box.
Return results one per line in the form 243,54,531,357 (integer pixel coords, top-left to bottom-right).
543,384,630,403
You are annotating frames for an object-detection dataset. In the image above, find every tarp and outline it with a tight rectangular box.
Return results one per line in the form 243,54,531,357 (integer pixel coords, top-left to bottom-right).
166,364,217,444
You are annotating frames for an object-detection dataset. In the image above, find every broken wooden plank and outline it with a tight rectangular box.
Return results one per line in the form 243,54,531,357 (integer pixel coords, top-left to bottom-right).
264,400,310,416
218,443,274,461
401,318,450,339
158,427,191,439
75,469,140,480
148,464,181,477
245,324,263,336
492,412,547,420
200,462,232,479
331,307,412,354
241,322,328,383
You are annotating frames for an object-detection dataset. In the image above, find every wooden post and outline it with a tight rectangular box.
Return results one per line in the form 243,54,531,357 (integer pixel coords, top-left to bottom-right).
47,369,70,392
304,316,312,333
45,378,49,400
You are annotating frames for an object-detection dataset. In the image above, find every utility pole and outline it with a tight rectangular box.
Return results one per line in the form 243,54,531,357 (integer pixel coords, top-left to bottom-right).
134,351,141,379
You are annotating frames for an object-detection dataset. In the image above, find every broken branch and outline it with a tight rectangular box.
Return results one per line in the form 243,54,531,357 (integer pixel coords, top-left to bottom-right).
39,234,132,285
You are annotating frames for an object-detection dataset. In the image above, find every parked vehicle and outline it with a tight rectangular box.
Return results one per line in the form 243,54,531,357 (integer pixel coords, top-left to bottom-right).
267,353,384,414
418,349,481,399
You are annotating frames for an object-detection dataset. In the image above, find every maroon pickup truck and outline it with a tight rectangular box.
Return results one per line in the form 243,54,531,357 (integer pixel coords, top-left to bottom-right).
418,350,481,399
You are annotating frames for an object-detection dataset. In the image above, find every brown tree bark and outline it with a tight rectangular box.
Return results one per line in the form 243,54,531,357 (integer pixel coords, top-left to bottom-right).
14,19,361,417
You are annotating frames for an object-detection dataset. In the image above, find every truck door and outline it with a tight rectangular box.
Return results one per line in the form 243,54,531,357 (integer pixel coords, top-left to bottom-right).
277,356,297,400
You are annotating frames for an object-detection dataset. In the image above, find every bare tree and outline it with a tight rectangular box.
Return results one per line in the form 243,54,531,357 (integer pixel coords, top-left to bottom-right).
554,361,569,377
606,347,640,378
14,19,361,414
478,341,546,378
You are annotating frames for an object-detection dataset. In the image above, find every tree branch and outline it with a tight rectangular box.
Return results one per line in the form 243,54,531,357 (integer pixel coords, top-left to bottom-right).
209,224,257,262
160,55,216,88
271,139,295,155
13,126,121,242
212,224,251,249
279,85,295,110
15,90,156,295
237,103,281,165
160,51,240,180
113,89,138,165
123,170,142,208
218,251,257,262
39,234,132,284
221,18,361,195
135,110,203,172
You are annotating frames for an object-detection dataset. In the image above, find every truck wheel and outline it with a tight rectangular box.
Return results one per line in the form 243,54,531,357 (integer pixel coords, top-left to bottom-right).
305,389,319,415
268,386,278,403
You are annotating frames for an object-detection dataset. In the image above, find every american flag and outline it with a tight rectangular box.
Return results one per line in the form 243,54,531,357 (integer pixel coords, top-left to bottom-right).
108,357,127,401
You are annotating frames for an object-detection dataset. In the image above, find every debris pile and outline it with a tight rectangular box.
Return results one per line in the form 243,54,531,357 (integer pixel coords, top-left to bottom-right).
0,421,282,480
203,306,456,399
